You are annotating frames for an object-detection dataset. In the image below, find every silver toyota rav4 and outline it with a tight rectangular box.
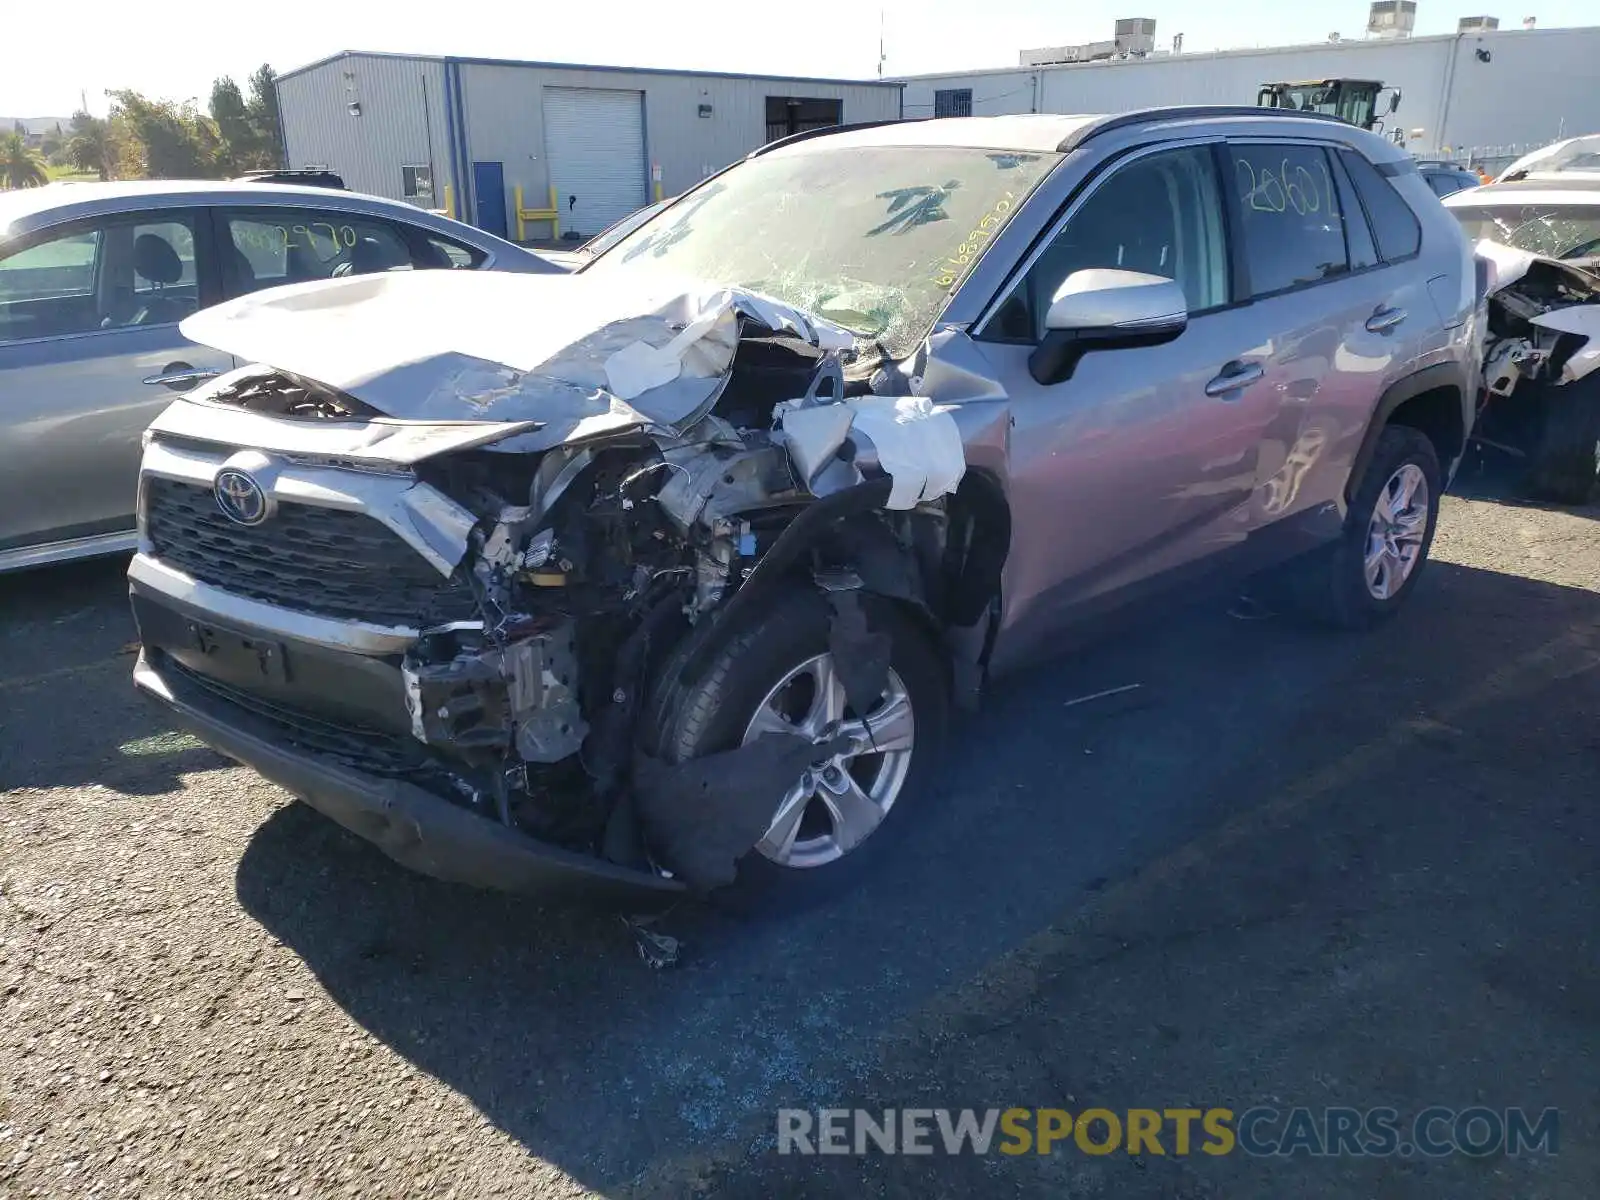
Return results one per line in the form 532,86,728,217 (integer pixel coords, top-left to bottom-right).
129,108,1481,911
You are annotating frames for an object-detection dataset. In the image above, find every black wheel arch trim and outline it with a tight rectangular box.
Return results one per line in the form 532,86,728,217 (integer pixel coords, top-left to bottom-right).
1345,362,1472,505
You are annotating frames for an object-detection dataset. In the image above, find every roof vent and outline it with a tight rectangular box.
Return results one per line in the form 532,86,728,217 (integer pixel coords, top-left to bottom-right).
1367,0,1418,38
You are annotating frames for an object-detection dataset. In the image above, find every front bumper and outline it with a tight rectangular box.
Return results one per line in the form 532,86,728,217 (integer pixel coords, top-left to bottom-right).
132,650,685,908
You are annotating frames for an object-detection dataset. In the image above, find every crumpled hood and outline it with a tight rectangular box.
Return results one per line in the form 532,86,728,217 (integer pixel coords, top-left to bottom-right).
179,269,856,449
1476,238,1600,296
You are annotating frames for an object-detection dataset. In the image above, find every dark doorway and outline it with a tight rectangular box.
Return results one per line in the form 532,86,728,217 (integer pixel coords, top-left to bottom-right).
472,161,508,237
765,96,843,143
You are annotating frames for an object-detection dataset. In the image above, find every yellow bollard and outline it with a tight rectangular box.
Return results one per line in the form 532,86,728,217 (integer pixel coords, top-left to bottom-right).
511,184,561,242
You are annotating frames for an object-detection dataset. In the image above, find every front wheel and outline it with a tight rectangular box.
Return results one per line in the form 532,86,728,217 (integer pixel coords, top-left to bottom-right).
1280,424,1442,629
645,589,948,912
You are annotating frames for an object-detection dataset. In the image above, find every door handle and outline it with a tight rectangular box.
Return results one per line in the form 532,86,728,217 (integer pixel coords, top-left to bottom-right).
1204,361,1265,398
143,364,220,391
1365,306,1407,334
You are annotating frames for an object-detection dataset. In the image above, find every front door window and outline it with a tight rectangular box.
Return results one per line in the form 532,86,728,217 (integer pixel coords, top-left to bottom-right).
989,145,1230,341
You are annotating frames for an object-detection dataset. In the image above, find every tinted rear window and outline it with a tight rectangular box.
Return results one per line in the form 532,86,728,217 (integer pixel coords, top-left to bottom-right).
1231,143,1351,296
1340,151,1422,261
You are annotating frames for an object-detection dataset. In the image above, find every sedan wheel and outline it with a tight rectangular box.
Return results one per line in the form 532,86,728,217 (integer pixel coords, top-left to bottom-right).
741,652,915,869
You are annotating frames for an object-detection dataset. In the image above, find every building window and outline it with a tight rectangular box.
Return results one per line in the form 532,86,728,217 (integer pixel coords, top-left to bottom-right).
402,165,434,204
765,97,843,143
934,88,973,119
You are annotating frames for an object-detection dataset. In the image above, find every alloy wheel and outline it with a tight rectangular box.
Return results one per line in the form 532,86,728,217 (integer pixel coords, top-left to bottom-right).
740,652,915,869
1364,462,1430,600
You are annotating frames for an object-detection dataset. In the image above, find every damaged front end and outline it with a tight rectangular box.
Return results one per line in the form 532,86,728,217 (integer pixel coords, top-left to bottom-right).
130,271,974,904
1474,241,1600,503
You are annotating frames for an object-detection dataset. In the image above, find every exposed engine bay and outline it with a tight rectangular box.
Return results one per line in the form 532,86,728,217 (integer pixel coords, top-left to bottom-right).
146,271,986,896
1474,240,1600,503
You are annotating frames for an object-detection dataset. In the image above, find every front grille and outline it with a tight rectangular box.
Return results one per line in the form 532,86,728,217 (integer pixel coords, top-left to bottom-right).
144,477,478,628
162,655,426,777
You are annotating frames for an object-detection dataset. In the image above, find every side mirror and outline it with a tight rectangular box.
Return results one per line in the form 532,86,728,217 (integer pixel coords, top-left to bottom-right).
1029,269,1189,385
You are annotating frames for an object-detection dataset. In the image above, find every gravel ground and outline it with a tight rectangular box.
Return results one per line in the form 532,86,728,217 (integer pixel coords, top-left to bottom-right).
1,473,1596,1199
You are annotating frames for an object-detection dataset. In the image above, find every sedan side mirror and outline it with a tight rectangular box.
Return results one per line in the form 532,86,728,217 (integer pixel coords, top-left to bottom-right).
1029,269,1189,385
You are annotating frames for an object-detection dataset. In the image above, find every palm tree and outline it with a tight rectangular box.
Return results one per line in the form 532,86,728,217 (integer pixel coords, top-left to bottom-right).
1,132,49,189
66,111,114,181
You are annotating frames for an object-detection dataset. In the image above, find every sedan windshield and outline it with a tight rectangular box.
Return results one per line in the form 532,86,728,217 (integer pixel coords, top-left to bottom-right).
1452,204,1600,260
583,145,1061,356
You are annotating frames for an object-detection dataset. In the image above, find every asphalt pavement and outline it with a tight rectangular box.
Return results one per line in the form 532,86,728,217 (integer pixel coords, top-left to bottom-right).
1,468,1596,1199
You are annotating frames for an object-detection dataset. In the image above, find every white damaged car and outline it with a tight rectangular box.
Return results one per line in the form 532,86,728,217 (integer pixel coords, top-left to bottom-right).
1448,174,1600,503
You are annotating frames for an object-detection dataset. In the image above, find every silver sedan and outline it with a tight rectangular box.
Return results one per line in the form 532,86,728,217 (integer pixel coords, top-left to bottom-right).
0,179,559,573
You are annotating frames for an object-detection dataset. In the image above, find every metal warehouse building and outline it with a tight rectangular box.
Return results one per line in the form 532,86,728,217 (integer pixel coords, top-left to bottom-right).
898,23,1600,168
275,52,903,240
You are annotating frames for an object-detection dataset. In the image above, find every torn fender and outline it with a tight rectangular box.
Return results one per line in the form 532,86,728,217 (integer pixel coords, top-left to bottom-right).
842,395,966,509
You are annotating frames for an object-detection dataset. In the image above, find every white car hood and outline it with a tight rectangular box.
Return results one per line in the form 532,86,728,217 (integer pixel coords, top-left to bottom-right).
179,270,855,449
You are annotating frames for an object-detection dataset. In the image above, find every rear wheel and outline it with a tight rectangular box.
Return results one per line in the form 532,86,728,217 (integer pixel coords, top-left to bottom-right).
1281,424,1442,629
646,589,948,912
1526,375,1600,505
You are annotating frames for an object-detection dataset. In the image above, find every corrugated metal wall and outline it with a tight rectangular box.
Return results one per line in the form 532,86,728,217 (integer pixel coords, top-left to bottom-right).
1433,27,1600,163
902,70,1039,120
900,40,1453,146
898,26,1600,159
278,55,451,207
458,63,902,231
278,55,901,234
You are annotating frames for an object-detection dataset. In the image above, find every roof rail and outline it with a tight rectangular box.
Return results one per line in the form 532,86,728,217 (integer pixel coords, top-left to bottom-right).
1061,105,1347,151
749,118,920,157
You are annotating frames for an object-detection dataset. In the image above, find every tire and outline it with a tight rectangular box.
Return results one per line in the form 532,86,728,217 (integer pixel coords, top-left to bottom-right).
1281,424,1442,630
643,588,948,913
1525,375,1600,505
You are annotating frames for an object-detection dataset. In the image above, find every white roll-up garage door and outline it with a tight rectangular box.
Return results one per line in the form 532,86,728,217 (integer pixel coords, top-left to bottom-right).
543,87,648,239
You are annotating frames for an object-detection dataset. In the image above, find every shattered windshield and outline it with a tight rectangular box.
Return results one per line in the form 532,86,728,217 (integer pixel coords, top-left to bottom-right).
582,145,1061,356
1453,205,1600,260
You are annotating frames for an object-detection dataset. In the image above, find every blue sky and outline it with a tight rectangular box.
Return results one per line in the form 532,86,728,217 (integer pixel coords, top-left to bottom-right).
4,0,1595,118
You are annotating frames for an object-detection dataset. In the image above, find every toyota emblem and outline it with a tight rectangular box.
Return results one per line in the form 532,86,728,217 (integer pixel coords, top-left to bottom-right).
214,468,270,526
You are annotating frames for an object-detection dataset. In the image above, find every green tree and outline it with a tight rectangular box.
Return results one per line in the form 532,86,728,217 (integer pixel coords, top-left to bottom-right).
0,132,49,189
209,76,256,172
245,64,284,168
66,111,114,180
106,90,223,179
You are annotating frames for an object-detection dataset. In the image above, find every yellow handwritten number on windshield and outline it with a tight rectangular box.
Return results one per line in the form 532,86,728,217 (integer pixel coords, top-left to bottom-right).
933,192,1015,290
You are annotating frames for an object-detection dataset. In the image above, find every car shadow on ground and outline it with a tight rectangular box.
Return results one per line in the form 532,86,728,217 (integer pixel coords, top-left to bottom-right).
232,556,1599,1194
0,556,230,794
